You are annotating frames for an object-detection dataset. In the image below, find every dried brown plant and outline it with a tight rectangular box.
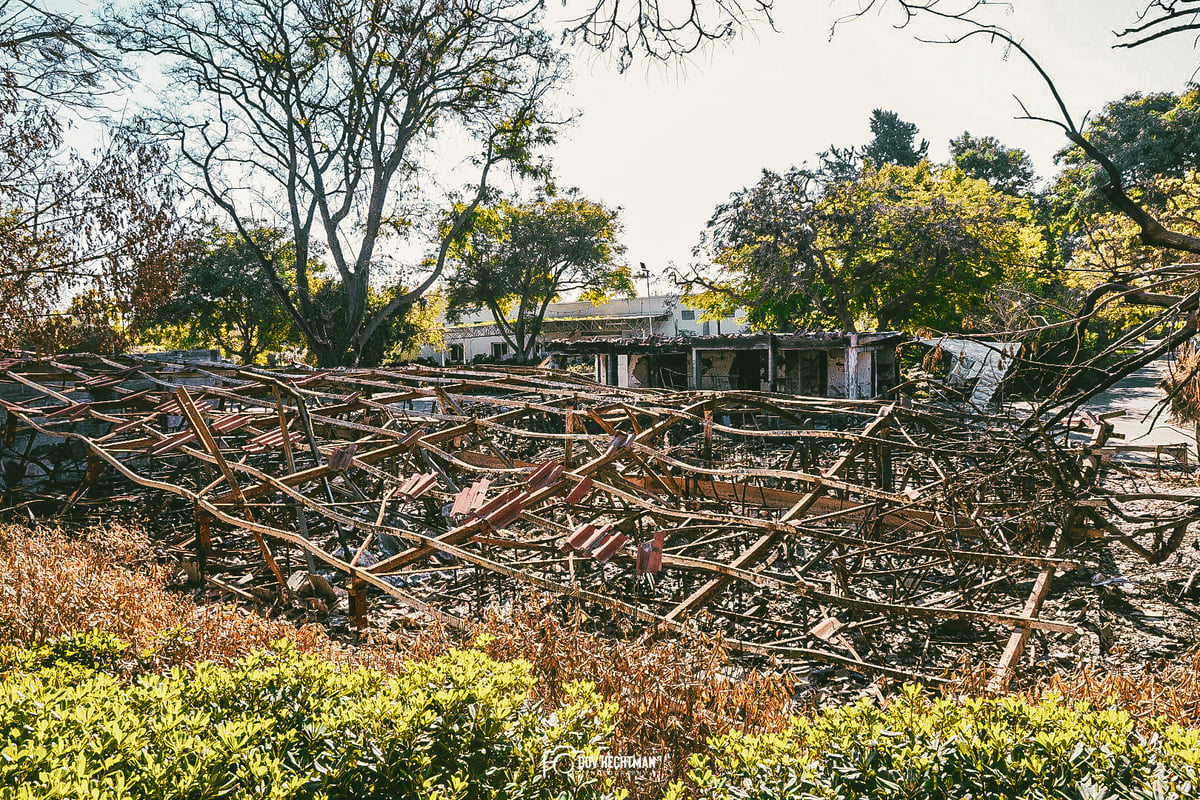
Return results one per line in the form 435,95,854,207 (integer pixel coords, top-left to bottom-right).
472,600,794,786
1027,655,1200,730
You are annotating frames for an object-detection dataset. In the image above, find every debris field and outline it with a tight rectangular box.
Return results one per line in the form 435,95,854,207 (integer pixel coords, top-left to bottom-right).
2,353,1198,691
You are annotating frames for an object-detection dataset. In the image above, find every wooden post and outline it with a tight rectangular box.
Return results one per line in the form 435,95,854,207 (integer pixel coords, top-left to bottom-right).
766,336,777,393
663,405,895,625
564,407,575,467
349,577,369,630
986,543,1059,695
987,421,1111,693
195,508,212,578
274,387,317,575
177,387,290,596
2,413,16,447
878,443,893,491
703,406,713,461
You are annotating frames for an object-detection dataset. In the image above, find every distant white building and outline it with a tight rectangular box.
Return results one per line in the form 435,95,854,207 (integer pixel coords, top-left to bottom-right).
549,330,906,398
425,294,748,364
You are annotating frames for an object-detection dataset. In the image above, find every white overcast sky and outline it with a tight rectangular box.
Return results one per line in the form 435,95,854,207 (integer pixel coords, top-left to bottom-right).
545,1,1198,289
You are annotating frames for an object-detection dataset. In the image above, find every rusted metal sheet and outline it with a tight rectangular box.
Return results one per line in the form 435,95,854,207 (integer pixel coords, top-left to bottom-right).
327,443,357,472
566,475,594,504
397,472,438,501
637,529,665,575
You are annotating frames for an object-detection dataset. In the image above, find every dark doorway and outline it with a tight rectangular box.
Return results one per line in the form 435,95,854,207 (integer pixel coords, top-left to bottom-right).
730,350,766,391
798,351,827,396
639,353,688,389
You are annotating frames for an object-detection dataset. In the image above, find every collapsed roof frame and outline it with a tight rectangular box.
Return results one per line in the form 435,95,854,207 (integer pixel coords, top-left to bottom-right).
2,353,1196,690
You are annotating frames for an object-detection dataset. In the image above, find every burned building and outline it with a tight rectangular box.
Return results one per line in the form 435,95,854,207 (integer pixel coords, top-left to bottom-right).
550,331,906,399
425,294,748,364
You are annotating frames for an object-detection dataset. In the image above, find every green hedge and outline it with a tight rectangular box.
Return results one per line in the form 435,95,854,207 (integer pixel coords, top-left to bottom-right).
0,632,617,800
9,634,1200,800
671,684,1200,800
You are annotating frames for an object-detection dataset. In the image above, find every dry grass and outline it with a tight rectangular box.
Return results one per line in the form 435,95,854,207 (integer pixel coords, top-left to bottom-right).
0,522,793,790
0,522,411,672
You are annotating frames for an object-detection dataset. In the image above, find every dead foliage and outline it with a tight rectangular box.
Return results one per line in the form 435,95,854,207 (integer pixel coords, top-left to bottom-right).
946,652,1200,732
1161,343,1200,434
472,600,794,783
0,521,376,671
1027,654,1200,730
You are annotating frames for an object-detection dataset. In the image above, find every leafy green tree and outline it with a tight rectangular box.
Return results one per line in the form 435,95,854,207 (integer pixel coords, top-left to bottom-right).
1054,88,1200,216
862,108,928,167
447,196,631,362
385,290,447,363
1062,88,1200,184
310,280,445,367
683,167,824,329
1039,89,1200,352
108,0,568,367
148,228,297,364
684,161,1044,333
819,108,928,181
950,132,1037,196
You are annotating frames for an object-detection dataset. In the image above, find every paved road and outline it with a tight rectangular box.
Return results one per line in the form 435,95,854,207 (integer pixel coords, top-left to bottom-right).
1080,354,1196,466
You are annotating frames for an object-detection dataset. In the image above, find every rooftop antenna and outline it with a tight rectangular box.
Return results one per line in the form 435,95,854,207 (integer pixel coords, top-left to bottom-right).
635,262,653,338
636,262,652,297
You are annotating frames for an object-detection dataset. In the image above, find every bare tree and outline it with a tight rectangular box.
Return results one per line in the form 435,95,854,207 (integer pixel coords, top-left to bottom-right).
0,2,183,351
833,3,1200,430
108,0,568,367
1116,0,1200,51
0,0,124,102
560,0,774,68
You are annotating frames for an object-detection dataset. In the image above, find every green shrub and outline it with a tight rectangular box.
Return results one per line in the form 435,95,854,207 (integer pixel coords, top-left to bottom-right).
672,684,1200,800
26,629,130,670
0,636,619,799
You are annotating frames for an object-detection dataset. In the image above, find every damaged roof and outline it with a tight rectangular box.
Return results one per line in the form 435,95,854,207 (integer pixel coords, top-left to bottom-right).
547,330,908,353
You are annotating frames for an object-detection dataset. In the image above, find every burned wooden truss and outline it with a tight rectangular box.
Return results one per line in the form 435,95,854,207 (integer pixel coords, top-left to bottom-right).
2,353,1197,689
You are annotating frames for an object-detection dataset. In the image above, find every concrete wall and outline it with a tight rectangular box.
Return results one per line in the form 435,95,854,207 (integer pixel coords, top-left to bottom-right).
595,340,896,398
0,370,225,496
628,354,647,389
826,350,848,398
617,354,631,388
852,349,875,399
695,350,738,391
0,382,110,494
